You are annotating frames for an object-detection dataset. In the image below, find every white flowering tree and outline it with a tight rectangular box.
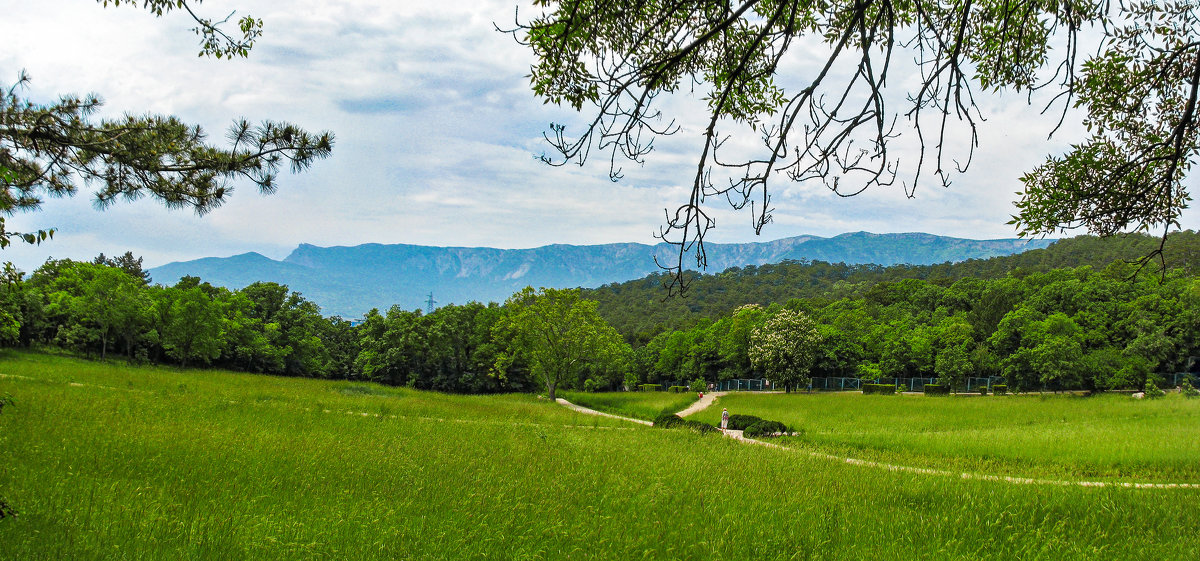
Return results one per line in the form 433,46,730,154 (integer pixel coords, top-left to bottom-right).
749,309,822,393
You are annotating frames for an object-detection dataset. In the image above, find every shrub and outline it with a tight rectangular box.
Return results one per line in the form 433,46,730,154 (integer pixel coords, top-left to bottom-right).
743,420,790,438
1182,379,1199,398
689,377,706,393
583,378,599,393
668,385,688,393
726,414,764,431
652,413,717,433
653,413,684,428
992,385,1008,395
623,371,639,390
639,384,662,392
978,386,988,396
1144,380,1165,399
862,384,895,395
924,384,950,396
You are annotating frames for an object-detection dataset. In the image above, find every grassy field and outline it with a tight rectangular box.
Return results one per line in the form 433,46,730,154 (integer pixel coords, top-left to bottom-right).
2,351,1199,559
689,391,1200,483
558,390,698,420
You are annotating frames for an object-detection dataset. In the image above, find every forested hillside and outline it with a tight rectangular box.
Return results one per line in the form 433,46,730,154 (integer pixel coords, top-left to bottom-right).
588,232,1200,341
2,232,1198,396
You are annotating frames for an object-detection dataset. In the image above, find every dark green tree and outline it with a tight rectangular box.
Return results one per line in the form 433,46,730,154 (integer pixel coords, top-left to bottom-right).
494,287,627,400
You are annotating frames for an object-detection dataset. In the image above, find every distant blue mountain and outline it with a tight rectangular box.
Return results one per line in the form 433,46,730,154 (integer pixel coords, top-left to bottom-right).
148,232,1055,318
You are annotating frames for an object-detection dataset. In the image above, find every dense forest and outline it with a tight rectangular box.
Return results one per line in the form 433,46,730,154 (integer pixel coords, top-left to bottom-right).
1,233,1198,394
587,232,1200,342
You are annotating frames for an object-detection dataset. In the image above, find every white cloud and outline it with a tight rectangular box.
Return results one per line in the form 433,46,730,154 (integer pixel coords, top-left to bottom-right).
2,0,1193,273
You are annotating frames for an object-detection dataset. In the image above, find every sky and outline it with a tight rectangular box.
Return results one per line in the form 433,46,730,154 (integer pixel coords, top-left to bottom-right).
2,0,1195,273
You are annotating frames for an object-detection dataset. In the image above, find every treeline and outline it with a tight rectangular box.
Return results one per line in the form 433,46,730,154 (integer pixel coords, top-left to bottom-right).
630,262,1200,392
3,234,1199,395
586,231,1200,341
0,254,537,393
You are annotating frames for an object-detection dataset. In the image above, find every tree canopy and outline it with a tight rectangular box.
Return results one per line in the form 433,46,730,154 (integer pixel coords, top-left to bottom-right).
0,0,333,248
515,1,1199,285
493,286,627,400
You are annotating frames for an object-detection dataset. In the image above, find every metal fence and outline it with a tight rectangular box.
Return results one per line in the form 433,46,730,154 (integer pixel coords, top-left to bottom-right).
808,377,862,391
716,379,771,391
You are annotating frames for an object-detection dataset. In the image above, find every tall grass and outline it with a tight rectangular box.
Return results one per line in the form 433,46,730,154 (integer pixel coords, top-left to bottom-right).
558,390,698,420
2,351,1198,559
689,391,1200,482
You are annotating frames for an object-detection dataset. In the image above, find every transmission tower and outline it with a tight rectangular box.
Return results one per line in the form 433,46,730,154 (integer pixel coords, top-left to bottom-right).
426,292,437,314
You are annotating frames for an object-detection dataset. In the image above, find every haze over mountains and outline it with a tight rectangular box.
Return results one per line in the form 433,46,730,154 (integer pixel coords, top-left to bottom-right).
148,232,1054,318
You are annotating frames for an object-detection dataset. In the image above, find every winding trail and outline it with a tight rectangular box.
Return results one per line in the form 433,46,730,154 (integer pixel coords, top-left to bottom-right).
555,393,1200,490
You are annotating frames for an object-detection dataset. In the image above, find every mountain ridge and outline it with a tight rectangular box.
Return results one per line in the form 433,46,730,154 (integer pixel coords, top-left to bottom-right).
149,232,1055,318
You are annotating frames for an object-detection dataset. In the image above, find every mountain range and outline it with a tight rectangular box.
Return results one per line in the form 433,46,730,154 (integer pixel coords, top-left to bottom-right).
148,232,1055,318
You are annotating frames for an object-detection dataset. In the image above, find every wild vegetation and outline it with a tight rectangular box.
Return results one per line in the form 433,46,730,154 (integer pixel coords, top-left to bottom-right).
1,351,1198,560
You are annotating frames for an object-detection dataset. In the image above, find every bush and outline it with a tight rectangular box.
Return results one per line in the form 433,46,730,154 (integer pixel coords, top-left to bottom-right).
978,385,988,396
668,385,688,393
862,384,895,395
689,377,706,393
992,385,1008,395
653,413,684,428
743,420,790,438
924,384,950,396
652,413,718,433
583,378,599,393
1182,379,1199,398
726,414,764,431
639,384,662,392
1144,380,1165,399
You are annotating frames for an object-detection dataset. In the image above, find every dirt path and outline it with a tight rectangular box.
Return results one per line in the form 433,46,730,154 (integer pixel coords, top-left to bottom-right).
555,393,1200,490
555,398,653,425
675,391,726,417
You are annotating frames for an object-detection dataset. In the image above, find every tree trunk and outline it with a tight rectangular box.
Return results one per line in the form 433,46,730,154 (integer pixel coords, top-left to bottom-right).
547,381,557,401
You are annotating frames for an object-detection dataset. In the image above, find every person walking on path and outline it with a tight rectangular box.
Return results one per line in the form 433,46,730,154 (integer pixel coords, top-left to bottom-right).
720,408,730,431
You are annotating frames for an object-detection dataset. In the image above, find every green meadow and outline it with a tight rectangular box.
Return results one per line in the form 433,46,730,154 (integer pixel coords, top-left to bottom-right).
689,391,1200,483
2,351,1199,560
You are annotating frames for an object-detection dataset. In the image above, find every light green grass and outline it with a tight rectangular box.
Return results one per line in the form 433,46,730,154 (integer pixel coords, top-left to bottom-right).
690,391,1200,483
558,390,698,420
2,351,1199,560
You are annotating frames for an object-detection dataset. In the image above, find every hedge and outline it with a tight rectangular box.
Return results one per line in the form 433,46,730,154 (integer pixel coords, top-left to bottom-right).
726,414,764,431
993,384,1008,395
862,383,896,395
668,385,688,393
653,413,718,433
924,384,950,396
978,386,988,396
744,420,790,438
638,384,663,392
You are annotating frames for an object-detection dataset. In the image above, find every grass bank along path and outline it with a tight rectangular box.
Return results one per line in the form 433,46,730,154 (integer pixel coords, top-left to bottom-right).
558,391,1200,490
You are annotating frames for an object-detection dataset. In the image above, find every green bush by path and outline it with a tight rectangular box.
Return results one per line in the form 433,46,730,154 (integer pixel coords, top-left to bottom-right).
726,414,764,431
744,420,790,438
2,351,1199,560
652,413,718,433
559,390,697,420
691,391,1200,483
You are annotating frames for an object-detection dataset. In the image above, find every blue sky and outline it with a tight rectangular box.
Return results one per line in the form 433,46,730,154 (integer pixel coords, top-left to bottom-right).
2,0,1193,273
